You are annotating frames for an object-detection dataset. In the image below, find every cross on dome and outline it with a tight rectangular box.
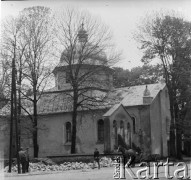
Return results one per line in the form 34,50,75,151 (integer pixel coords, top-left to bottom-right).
78,19,88,43
81,18,84,29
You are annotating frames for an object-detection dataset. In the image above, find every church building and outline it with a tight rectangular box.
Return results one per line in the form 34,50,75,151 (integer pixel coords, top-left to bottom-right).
0,24,171,159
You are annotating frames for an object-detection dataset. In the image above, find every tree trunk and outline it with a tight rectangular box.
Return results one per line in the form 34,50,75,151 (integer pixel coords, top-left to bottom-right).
13,42,21,174
33,86,38,158
33,129,38,158
8,58,15,173
71,91,78,154
174,101,182,159
168,82,182,159
176,131,182,159
14,80,21,174
17,69,22,149
167,84,177,157
71,109,77,154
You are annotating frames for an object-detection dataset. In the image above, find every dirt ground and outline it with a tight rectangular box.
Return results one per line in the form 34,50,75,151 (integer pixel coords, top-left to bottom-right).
3,163,190,180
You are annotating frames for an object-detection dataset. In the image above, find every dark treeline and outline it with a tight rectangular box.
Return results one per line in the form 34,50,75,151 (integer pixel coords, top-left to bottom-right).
113,64,164,88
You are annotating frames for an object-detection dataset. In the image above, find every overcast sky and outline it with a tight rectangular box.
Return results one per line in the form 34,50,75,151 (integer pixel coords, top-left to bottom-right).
1,0,191,70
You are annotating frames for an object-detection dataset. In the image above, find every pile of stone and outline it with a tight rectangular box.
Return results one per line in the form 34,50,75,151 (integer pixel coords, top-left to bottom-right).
4,157,114,173
100,156,113,167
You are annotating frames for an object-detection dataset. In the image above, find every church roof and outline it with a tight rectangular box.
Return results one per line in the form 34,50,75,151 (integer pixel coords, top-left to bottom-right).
103,103,131,117
102,103,121,117
111,83,166,107
0,83,166,116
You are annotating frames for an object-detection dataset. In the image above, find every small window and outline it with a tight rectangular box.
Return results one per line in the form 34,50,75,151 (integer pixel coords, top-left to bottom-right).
66,122,72,142
66,71,70,83
98,119,104,142
131,117,136,133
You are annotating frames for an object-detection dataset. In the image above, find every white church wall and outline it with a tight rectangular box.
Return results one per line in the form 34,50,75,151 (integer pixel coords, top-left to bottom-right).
37,110,105,157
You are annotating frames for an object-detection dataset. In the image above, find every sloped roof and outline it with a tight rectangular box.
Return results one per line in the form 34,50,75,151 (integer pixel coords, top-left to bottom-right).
103,104,131,117
117,83,166,107
103,103,121,117
0,83,166,116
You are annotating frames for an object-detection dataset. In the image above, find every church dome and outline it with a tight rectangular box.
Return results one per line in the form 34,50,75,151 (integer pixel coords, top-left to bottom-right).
77,22,88,43
59,23,107,66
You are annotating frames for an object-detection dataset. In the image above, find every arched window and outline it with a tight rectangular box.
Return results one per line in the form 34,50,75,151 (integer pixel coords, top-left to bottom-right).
120,120,124,128
127,122,131,147
66,122,72,142
120,120,125,139
113,120,117,146
66,71,70,83
127,122,131,130
131,117,136,133
113,120,117,128
98,119,104,142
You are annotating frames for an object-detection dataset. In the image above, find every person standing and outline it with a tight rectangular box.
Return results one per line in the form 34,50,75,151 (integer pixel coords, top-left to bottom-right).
25,147,30,172
93,148,100,169
117,145,137,168
18,147,27,173
126,148,136,167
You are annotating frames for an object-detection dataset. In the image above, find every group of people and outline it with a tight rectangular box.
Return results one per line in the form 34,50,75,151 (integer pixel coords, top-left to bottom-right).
18,147,30,173
18,146,136,173
93,146,137,169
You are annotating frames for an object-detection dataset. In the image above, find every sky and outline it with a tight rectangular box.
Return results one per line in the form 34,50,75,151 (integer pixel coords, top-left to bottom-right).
1,0,191,70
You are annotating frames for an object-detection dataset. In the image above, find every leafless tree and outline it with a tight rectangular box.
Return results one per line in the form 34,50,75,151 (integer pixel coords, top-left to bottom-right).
54,8,120,153
0,54,11,105
0,15,26,173
1,6,54,158
0,16,25,103
19,6,54,157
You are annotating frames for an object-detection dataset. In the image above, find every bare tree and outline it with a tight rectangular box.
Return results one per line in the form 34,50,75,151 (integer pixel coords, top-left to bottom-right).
54,8,120,153
1,6,54,158
19,6,54,157
0,54,11,106
0,15,28,173
0,16,25,102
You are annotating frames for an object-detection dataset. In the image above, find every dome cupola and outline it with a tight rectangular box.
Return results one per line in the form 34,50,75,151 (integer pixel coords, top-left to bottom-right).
52,22,113,91
77,22,88,43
